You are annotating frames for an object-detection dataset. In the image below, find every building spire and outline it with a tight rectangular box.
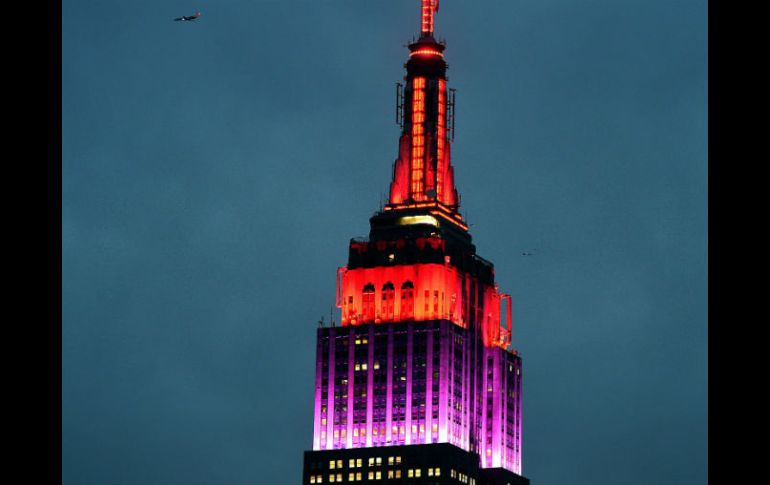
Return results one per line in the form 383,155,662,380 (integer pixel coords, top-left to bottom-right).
387,0,463,228
420,0,440,37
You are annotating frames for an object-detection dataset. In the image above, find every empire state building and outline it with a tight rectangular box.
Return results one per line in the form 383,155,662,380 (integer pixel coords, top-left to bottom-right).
302,2,530,484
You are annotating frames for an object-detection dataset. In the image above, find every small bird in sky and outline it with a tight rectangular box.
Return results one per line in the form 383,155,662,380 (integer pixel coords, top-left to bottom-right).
521,250,536,256
174,12,201,22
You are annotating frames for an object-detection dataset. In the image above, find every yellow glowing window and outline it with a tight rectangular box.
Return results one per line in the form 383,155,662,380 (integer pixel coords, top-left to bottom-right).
338,461,343,469
375,471,381,479
349,472,355,481
487,448,492,456
373,361,380,370
376,457,382,465
322,418,327,426
428,468,433,477
432,423,438,432
395,470,401,478
408,469,414,478
367,471,373,480
310,476,316,484
329,474,335,483
355,339,361,345
412,425,417,433
355,364,360,371
361,363,367,370
397,215,439,227
349,459,355,468
330,460,336,469
353,429,359,437
396,456,401,464
368,457,374,467
435,468,441,476
356,472,362,480
357,459,362,468
388,470,394,479
317,476,323,484
341,429,347,438
388,456,394,465
416,469,421,477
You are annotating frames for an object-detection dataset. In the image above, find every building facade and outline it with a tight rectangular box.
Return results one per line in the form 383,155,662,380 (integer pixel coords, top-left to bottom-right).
303,2,529,484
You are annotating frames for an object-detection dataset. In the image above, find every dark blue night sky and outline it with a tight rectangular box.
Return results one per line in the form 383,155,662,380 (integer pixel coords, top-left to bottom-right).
63,1,707,484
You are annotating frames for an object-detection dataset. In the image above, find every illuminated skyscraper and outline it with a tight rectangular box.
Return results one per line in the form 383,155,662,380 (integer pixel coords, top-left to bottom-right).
303,2,529,484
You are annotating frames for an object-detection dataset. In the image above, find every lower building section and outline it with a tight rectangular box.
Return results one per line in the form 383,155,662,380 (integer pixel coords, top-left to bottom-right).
303,443,529,485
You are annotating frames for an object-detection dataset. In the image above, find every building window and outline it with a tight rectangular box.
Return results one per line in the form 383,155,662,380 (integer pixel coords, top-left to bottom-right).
401,281,414,319
382,282,395,320
362,283,376,321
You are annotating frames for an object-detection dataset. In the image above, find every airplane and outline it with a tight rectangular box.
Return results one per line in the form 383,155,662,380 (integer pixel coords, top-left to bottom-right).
174,12,201,22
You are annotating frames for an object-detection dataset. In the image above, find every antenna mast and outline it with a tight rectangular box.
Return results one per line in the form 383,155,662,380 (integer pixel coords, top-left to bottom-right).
421,0,440,36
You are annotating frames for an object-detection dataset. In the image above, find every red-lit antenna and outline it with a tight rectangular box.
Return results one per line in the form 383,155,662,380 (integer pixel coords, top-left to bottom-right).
420,0,439,36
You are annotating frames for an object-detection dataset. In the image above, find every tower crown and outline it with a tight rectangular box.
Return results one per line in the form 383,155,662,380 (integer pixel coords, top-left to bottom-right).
386,0,462,230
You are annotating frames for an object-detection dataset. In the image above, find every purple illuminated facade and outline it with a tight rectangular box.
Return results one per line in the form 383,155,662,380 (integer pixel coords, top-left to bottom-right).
312,322,522,474
305,2,526,481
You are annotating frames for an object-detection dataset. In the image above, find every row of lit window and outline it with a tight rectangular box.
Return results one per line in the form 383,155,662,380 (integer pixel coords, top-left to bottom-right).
332,456,402,469
449,469,475,484
312,467,443,483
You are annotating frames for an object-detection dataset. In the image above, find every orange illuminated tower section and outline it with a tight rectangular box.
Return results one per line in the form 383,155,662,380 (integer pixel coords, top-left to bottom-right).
389,0,459,214
303,3,529,484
